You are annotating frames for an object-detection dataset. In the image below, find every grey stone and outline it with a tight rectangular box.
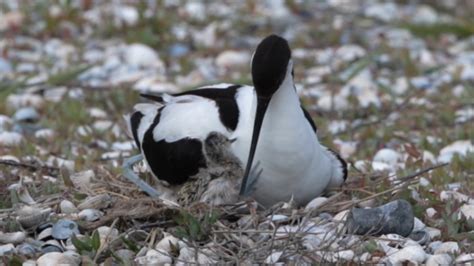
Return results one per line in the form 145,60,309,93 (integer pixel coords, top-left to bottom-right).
346,199,414,237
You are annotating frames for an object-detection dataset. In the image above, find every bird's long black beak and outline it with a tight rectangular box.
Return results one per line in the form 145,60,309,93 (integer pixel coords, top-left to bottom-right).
239,96,270,195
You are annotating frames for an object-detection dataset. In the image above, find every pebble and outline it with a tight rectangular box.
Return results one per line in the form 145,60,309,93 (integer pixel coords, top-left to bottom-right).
60,199,78,214
0,243,15,256
0,231,26,244
304,197,328,211
455,253,474,264
0,131,23,146
215,50,250,69
434,241,460,255
426,253,453,266
16,206,51,229
437,140,474,163
125,43,164,70
13,107,40,123
78,209,103,222
346,199,414,237
34,128,55,140
385,245,427,265
333,210,349,222
6,94,44,110
155,234,180,253
36,251,80,266
424,227,441,239
373,148,401,168
426,207,437,218
114,5,139,26
460,204,474,219
17,243,37,256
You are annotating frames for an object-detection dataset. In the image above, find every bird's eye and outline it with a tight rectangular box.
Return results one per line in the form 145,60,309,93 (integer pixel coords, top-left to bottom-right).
291,69,294,77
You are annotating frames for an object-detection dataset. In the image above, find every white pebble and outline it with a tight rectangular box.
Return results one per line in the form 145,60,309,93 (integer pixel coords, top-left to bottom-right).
155,234,180,252
215,50,250,69
385,245,427,265
373,148,401,166
125,43,164,70
434,241,460,255
425,227,441,239
78,209,103,222
6,93,44,110
333,210,349,222
426,208,437,218
440,190,469,203
305,197,328,211
437,140,474,163
0,231,26,244
426,253,453,266
455,253,474,264
114,5,139,26
0,131,23,147
36,251,80,266
460,204,474,219
0,243,15,256
265,251,283,264
35,128,55,140
60,200,78,214
413,217,426,231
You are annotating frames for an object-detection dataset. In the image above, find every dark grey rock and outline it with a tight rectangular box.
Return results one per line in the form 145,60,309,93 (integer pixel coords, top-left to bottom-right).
346,199,414,237
51,219,79,240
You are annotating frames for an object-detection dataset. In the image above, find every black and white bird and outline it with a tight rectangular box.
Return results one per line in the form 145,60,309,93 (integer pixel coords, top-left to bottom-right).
124,34,347,207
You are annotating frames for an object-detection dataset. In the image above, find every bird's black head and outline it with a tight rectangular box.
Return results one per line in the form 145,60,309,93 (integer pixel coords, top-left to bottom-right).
240,35,293,195
251,34,292,98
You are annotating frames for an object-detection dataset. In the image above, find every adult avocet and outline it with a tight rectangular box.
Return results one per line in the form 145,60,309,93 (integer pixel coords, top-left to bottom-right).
124,34,347,207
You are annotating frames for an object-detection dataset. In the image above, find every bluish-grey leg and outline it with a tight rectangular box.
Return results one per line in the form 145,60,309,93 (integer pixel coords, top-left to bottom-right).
122,154,161,198
240,161,262,196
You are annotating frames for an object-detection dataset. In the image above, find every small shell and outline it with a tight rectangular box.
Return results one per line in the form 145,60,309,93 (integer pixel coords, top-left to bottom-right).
0,231,26,244
409,230,430,245
41,239,64,253
8,183,36,204
78,209,103,221
60,200,78,214
16,206,51,228
52,219,79,240
77,194,112,210
37,251,80,266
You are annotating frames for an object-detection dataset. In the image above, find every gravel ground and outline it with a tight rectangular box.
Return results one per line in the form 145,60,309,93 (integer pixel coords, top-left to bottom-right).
0,0,473,265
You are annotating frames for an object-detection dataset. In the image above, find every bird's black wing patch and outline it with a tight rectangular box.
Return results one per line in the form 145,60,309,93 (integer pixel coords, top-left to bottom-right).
301,106,317,133
141,110,207,185
141,84,241,131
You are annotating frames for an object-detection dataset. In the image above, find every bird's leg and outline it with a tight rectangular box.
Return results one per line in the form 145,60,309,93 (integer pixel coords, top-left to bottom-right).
240,161,263,196
122,154,161,198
